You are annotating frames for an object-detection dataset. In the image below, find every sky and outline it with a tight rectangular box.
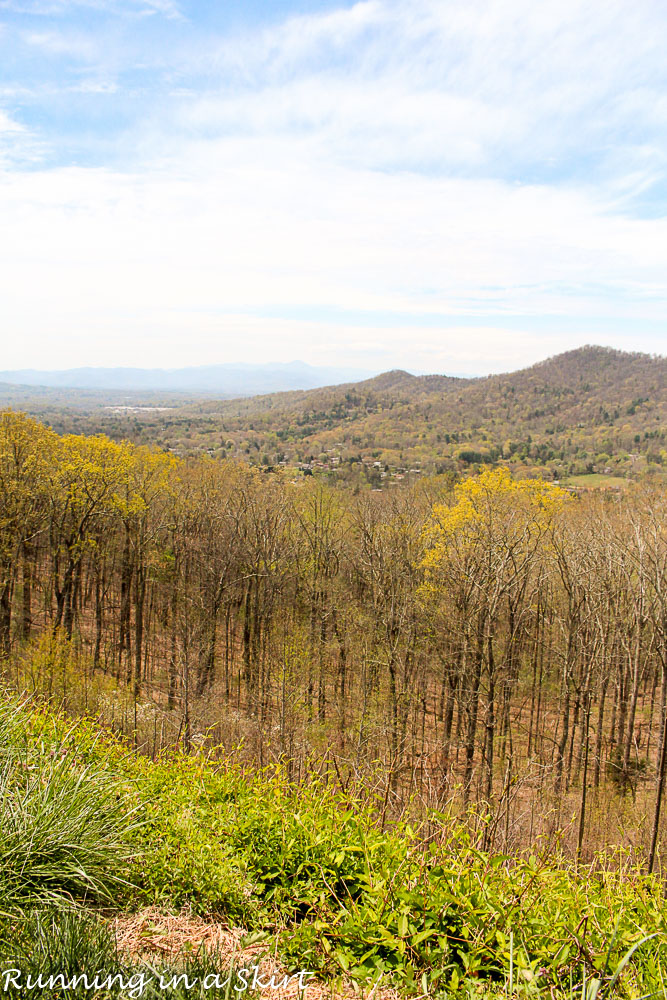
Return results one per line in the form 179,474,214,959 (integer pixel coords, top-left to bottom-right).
0,0,666,376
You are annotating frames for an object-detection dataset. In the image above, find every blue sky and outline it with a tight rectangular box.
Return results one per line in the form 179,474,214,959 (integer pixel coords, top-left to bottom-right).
1,0,666,375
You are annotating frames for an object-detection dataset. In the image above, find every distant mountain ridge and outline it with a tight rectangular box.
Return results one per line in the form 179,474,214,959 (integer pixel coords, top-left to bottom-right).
0,361,379,395
0,346,664,483
166,345,665,480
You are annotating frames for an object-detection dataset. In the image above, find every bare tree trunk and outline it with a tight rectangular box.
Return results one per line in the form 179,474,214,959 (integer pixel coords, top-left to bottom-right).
21,542,32,641
648,690,667,874
576,692,591,861
0,577,13,657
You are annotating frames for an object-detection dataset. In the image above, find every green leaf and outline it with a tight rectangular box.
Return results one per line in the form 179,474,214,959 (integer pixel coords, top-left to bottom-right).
608,934,658,992
411,928,437,947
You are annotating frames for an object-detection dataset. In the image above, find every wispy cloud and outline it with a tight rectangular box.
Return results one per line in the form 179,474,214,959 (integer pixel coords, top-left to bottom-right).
23,28,100,58
0,107,24,131
0,105,46,165
0,0,665,370
0,0,181,17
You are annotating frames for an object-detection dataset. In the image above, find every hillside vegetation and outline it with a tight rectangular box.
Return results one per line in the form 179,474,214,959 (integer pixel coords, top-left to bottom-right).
0,352,666,995
1,693,667,997
1,411,666,860
1,347,664,485
196,346,665,481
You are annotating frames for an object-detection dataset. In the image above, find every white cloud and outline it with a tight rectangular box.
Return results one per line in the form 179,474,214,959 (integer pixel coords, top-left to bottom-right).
131,0,667,197
24,28,100,58
0,0,666,370
0,106,45,166
1,147,666,370
0,108,24,132
252,0,383,72
0,0,181,16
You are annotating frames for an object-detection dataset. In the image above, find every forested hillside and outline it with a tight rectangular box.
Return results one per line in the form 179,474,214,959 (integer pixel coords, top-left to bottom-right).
2,399,667,995
5,346,663,485
187,346,665,481
1,410,666,865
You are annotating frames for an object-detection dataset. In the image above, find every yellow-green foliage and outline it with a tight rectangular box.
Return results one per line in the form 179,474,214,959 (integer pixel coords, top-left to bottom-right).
423,467,571,568
9,632,121,717
2,692,667,997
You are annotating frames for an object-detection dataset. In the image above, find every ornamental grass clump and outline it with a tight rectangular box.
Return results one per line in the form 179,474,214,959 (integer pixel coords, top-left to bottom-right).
0,696,138,912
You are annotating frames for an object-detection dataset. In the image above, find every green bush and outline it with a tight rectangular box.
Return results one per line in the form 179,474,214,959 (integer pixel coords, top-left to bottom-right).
0,700,137,912
123,748,667,995
282,847,667,993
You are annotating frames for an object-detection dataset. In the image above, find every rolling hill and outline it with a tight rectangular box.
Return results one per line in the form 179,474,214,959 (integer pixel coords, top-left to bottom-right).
1,346,664,483
155,346,666,481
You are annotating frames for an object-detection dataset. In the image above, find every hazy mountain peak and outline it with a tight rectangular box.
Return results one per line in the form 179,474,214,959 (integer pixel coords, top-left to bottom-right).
0,362,379,396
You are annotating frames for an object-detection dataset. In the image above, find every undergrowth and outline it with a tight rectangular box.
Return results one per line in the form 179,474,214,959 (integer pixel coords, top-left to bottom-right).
0,691,665,997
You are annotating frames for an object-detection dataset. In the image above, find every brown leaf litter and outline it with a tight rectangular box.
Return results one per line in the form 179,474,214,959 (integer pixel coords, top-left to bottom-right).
109,908,400,1000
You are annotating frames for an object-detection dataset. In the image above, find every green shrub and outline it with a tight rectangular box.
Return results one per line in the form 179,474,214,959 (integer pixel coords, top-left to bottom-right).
0,696,138,912
129,756,403,924
127,754,667,995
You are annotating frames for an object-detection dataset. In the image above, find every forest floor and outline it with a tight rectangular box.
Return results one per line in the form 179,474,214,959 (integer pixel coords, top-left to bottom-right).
111,908,402,999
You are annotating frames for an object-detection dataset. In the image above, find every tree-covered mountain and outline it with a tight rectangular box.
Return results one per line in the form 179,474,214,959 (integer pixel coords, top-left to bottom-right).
1,346,664,482
122,346,667,481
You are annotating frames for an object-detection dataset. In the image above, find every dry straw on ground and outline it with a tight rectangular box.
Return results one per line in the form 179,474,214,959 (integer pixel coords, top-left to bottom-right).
109,907,399,1000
